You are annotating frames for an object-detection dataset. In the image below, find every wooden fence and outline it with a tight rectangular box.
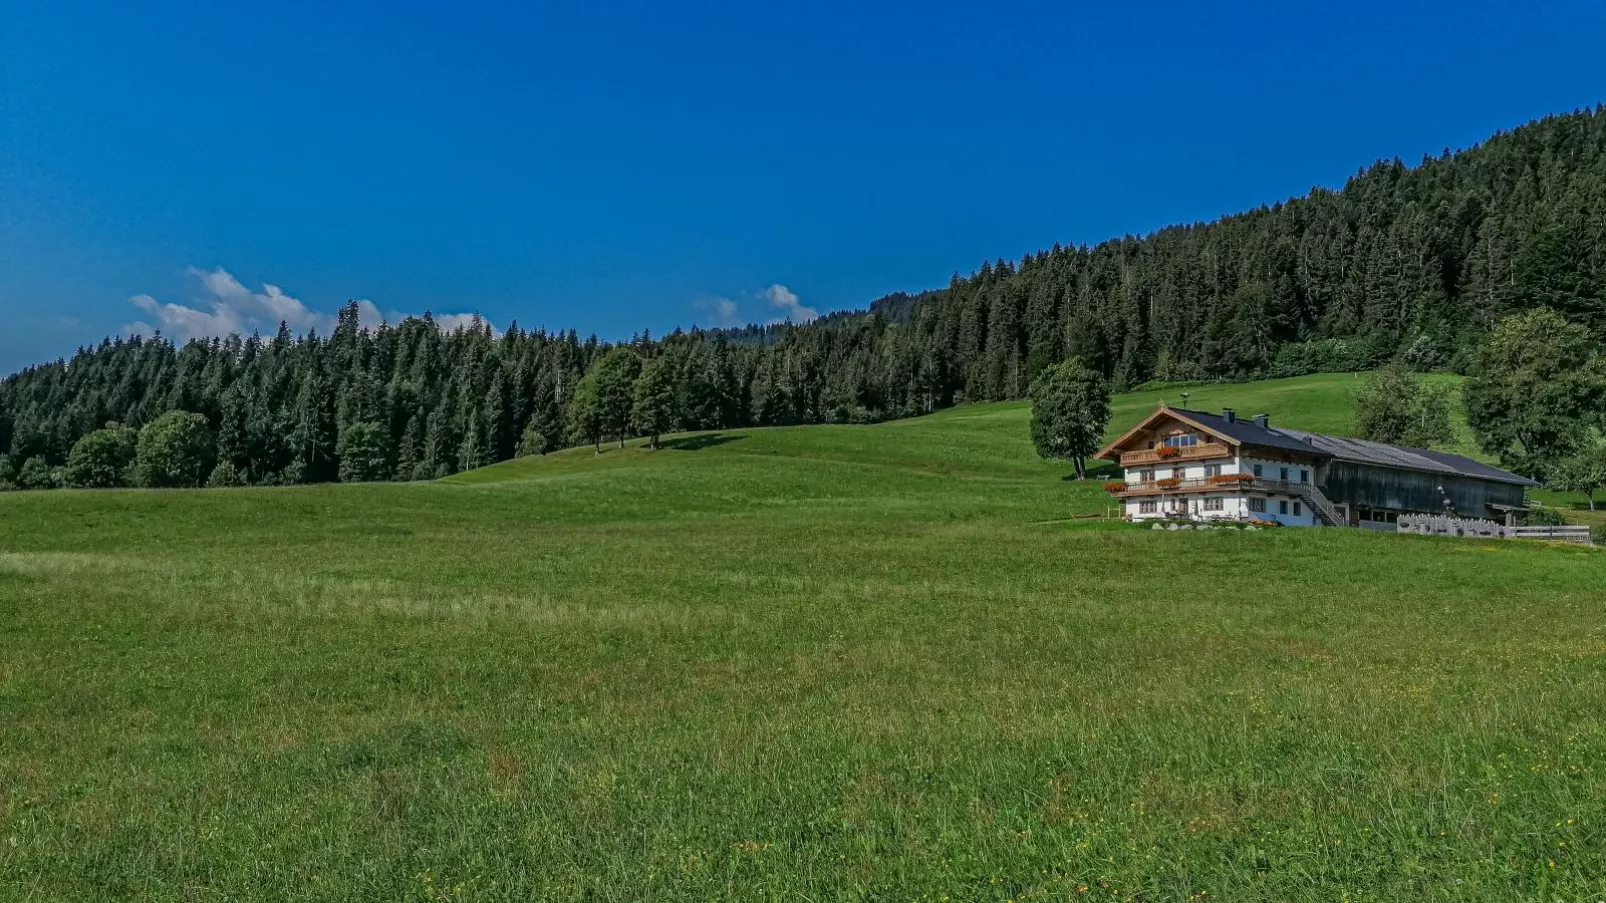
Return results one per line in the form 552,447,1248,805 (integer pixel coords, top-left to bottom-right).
1397,514,1594,545
1509,524,1594,544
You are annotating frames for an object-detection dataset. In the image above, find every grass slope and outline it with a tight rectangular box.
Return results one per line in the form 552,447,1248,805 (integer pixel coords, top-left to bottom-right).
2,374,1603,901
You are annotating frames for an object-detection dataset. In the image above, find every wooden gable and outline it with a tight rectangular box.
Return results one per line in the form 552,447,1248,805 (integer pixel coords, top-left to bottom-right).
1095,406,1240,461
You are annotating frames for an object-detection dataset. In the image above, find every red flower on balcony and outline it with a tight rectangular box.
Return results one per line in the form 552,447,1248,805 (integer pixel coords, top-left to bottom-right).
1102,481,1128,493
1210,473,1254,486
1155,476,1183,489
1154,446,1181,459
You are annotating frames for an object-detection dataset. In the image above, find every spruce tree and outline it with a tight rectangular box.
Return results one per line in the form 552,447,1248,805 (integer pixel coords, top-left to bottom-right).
528,365,563,454
395,411,425,481
337,421,394,483
484,370,511,461
458,408,487,472
288,368,338,484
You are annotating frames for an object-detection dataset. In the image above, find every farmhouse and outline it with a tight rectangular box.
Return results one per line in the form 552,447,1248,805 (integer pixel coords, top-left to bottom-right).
1097,404,1539,527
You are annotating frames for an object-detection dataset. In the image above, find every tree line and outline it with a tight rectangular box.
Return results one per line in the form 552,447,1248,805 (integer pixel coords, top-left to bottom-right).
5,105,1606,489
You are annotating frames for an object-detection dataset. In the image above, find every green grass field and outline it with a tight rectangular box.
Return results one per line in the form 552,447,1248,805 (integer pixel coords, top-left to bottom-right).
2,373,1603,901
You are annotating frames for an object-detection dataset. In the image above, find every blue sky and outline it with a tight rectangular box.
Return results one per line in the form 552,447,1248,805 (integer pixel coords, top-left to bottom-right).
2,0,1604,373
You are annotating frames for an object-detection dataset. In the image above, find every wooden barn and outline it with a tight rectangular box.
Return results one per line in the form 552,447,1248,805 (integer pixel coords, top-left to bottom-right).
1097,404,1538,528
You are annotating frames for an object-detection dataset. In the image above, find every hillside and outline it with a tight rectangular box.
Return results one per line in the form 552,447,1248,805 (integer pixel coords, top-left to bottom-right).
7,107,1606,490
2,374,1603,901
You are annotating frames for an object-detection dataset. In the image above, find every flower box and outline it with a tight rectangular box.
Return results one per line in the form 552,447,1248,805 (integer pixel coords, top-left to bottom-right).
1102,481,1128,494
1155,477,1183,489
1210,473,1255,486
1154,446,1181,459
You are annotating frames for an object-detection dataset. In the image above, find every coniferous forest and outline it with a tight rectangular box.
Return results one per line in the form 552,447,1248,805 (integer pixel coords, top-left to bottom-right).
4,106,1606,488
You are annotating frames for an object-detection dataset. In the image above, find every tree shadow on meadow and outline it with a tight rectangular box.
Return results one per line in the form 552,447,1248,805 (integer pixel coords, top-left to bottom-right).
660,434,746,452
1062,461,1120,481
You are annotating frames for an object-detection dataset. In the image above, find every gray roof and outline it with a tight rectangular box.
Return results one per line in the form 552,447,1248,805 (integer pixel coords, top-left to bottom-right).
1170,407,1539,487
1172,408,1329,456
1276,428,1539,487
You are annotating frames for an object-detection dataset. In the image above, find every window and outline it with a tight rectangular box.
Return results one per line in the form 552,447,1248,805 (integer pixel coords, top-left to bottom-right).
1252,463,1263,477
1279,500,1289,515
1293,501,1302,516
1138,500,1157,513
1203,497,1224,511
1300,469,1309,483
1164,433,1199,448
1204,464,1221,478
1140,469,1154,483
1248,497,1266,513
1279,466,1289,481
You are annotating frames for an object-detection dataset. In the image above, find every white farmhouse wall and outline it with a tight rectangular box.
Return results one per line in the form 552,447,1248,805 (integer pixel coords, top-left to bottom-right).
1118,446,1325,526
1124,490,1317,524
1236,455,1315,487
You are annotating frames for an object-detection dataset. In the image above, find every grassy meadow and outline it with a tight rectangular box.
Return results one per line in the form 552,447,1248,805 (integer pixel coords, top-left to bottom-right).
1,373,1604,901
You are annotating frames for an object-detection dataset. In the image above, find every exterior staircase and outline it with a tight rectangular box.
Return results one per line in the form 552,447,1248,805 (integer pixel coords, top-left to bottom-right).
1294,482,1345,527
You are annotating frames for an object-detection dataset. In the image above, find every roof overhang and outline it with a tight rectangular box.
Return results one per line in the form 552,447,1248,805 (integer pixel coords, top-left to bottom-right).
1095,404,1240,461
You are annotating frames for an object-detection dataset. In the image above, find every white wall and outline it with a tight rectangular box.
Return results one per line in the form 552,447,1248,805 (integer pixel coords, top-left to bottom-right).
1236,455,1316,487
1120,450,1322,526
1125,491,1318,525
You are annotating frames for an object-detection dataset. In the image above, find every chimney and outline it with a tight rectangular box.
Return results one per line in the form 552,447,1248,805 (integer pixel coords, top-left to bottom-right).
1221,408,1236,423
1253,413,1269,429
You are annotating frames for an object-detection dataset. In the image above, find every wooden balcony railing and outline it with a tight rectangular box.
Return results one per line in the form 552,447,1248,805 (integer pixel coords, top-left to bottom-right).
1119,442,1232,467
1108,476,1314,498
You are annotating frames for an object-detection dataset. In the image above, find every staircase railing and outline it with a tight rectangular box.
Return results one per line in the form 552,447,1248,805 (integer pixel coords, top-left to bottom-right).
1294,482,1344,527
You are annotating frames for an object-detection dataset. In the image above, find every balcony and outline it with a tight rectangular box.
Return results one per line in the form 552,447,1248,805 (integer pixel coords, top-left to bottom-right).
1107,476,1313,498
1118,442,1232,467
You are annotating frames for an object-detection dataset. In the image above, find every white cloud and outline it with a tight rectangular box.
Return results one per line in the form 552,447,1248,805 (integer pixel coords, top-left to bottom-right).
693,295,743,328
690,284,819,329
762,283,818,325
352,299,388,330
433,312,496,335
123,267,490,341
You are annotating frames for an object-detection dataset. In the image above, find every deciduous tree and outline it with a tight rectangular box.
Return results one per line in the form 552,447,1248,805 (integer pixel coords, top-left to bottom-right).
1548,439,1606,510
1355,367,1455,448
1028,358,1111,479
591,348,642,447
566,374,605,453
1465,308,1606,477
632,359,677,449
135,411,215,488
63,422,138,488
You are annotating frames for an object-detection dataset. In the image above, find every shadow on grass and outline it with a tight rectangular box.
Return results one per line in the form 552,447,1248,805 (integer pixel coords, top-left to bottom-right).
1060,461,1120,482
661,434,745,452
